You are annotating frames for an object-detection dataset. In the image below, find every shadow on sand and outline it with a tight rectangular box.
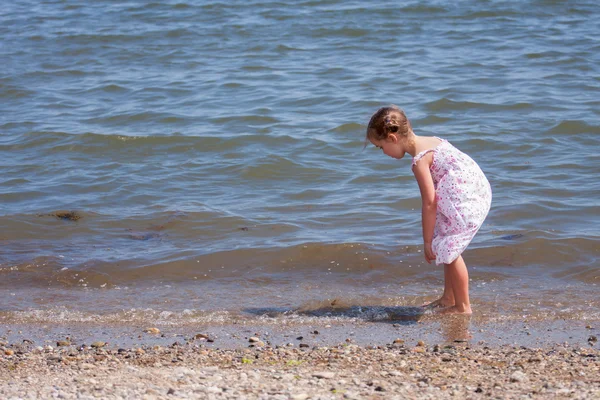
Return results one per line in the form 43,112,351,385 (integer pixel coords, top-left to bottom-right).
243,305,427,325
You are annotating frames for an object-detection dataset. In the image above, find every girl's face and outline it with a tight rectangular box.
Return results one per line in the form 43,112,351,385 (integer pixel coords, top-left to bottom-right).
370,134,406,159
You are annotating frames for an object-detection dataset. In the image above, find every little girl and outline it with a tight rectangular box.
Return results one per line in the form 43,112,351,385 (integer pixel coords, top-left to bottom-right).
366,105,492,314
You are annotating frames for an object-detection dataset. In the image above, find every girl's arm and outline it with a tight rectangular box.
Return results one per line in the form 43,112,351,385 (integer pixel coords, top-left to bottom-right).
412,153,437,263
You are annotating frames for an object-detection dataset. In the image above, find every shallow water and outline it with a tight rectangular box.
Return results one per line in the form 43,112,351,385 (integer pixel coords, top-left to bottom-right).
1,0,599,327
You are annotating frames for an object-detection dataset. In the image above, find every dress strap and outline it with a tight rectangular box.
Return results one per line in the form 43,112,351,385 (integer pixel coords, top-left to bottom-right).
411,149,435,168
411,137,445,168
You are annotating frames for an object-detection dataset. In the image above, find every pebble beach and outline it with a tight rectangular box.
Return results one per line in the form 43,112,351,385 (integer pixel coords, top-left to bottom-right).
2,320,599,399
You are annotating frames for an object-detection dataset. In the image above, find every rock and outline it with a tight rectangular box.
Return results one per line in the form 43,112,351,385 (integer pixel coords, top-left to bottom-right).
194,333,210,341
91,341,106,348
57,341,71,347
53,211,82,221
393,338,405,344
588,335,597,344
510,371,528,383
249,337,260,343
4,349,14,356
417,340,425,347
291,394,309,400
313,371,335,379
144,328,160,334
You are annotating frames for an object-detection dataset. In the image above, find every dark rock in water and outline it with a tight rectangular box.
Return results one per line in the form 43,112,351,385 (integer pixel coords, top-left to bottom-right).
501,233,524,240
128,232,161,240
46,211,82,221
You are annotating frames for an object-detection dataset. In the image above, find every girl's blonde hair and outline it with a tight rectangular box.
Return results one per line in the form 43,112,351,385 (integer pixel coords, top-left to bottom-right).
366,105,412,141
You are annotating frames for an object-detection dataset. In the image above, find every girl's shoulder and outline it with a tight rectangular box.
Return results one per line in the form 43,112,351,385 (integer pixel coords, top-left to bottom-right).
411,137,444,168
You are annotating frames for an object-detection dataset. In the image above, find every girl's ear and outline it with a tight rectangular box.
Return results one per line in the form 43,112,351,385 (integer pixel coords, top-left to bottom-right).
387,133,399,143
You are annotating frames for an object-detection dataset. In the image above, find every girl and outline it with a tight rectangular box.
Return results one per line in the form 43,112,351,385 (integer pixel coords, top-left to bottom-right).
366,106,491,314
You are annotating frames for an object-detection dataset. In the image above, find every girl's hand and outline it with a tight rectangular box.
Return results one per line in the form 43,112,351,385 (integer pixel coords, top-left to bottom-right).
424,242,436,264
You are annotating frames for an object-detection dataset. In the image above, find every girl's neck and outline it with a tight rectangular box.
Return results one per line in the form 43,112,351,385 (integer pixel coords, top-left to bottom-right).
408,134,440,157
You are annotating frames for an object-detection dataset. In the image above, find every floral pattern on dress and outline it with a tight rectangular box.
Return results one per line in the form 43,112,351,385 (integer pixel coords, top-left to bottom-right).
412,138,492,265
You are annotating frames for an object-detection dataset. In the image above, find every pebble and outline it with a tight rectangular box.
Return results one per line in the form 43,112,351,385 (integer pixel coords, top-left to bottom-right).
312,372,335,379
144,328,161,334
510,371,528,383
194,333,210,340
91,341,106,348
291,394,309,400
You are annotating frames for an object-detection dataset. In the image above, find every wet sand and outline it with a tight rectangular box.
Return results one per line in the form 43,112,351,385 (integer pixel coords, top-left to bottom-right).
2,317,599,399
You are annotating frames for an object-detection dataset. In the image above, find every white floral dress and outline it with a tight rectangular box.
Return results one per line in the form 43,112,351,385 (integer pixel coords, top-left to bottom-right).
412,138,492,265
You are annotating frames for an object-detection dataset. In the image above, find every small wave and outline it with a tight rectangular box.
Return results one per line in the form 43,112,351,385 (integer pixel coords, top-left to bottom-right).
87,83,131,94
84,111,192,126
239,156,325,180
524,50,564,59
545,120,600,135
399,5,448,14
459,10,520,19
0,257,114,289
329,122,363,133
553,266,600,283
61,33,146,45
0,308,235,325
311,27,369,38
0,83,36,99
209,114,279,125
424,97,534,112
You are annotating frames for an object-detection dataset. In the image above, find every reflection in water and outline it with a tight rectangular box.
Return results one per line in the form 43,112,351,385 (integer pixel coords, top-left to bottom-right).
439,314,472,342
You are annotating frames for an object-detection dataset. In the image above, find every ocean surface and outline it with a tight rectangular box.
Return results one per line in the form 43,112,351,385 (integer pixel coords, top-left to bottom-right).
1,0,599,328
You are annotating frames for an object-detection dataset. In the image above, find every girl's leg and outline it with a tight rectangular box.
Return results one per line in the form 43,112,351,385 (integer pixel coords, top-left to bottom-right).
423,264,456,308
441,255,472,314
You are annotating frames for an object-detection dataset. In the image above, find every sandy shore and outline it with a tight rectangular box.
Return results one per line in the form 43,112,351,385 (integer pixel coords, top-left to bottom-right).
2,320,599,399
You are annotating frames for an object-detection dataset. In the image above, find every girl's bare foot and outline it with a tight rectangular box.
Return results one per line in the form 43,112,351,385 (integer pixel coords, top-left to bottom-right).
439,305,472,315
422,297,455,309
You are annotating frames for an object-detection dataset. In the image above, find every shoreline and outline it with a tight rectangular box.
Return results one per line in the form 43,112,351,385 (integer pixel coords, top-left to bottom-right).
2,319,599,399
2,313,598,350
